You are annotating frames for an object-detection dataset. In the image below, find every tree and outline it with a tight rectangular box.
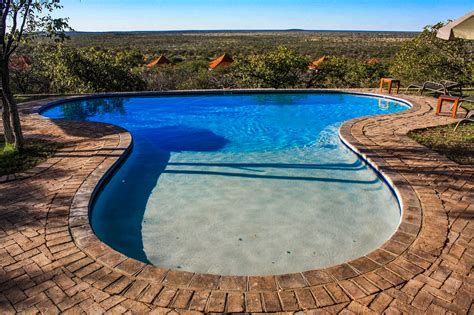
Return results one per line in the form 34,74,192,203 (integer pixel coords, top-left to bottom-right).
10,53,49,94
234,46,309,89
1,0,69,150
40,46,146,93
308,57,389,88
390,23,473,85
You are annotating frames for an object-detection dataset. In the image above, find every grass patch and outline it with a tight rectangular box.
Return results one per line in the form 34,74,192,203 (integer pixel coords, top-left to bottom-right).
14,95,53,103
461,102,474,111
408,122,474,165
0,138,62,176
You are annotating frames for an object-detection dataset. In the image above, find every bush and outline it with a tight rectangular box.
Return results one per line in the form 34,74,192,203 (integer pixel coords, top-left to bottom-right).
141,60,238,91
139,65,185,91
390,23,473,85
309,57,389,88
14,24,470,95
179,67,238,90
39,45,146,93
10,53,50,94
234,46,309,89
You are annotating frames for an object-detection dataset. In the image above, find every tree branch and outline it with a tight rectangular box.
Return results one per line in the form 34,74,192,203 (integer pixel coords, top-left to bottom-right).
8,0,31,57
1,0,12,57
6,1,26,56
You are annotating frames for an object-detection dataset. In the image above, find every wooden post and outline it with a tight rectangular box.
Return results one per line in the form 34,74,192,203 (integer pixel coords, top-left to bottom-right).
452,98,460,118
436,97,443,115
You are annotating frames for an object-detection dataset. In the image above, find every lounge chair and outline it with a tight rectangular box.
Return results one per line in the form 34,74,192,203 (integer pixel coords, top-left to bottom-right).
405,80,463,96
454,96,474,131
440,80,464,96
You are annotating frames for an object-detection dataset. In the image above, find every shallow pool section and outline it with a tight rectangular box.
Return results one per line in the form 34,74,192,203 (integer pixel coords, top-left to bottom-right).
42,92,408,275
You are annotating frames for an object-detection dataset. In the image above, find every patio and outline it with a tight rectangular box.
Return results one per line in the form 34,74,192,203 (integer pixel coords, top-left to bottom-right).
0,91,472,314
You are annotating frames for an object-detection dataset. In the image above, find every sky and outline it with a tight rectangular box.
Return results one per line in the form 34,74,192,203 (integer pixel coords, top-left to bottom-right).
59,0,473,32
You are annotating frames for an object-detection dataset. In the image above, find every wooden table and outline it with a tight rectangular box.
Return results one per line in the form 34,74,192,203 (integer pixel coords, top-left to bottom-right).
436,95,460,118
380,78,400,94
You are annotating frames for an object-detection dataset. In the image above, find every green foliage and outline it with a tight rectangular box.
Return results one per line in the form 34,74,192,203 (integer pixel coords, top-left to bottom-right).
39,45,145,93
62,31,416,60
10,51,50,94
1,1,71,149
1,143,16,155
11,25,472,94
310,57,389,88
139,66,184,91
25,1,71,41
3,1,70,50
235,46,309,89
139,60,238,91
390,23,474,85
179,67,237,90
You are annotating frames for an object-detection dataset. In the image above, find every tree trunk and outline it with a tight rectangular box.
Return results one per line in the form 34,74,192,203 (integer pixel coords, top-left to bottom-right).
0,59,23,150
1,92,15,144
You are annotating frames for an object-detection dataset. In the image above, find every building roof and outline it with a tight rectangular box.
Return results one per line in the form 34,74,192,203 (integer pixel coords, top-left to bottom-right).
147,55,172,68
209,53,234,69
366,57,381,64
308,56,327,70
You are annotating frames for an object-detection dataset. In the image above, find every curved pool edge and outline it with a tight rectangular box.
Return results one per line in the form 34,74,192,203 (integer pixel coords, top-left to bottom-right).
39,90,413,217
36,88,414,115
39,90,421,276
10,89,462,313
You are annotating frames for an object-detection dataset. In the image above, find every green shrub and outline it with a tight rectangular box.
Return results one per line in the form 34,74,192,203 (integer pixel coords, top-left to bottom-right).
309,57,389,88
234,46,309,89
140,61,238,91
390,23,473,85
39,45,146,93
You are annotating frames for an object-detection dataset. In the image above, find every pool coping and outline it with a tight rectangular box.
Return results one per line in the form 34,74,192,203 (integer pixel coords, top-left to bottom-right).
48,90,421,279
41,89,412,251
3,89,470,313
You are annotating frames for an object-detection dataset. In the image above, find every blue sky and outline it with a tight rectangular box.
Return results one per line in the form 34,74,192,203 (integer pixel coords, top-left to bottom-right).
59,0,473,32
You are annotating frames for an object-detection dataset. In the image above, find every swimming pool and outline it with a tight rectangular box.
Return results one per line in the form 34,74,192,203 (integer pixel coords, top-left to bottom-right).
42,91,409,276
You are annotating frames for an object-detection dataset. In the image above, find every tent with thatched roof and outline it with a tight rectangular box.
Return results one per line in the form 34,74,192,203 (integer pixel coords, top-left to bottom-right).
147,55,172,68
308,56,328,70
209,53,233,70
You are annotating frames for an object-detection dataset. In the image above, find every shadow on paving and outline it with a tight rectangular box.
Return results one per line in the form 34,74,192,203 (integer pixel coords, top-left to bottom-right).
23,119,127,140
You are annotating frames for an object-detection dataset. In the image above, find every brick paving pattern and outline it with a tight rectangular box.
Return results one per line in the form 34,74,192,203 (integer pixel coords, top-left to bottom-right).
0,91,472,314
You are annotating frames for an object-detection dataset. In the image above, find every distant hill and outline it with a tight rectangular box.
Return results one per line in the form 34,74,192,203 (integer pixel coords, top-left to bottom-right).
66,29,419,37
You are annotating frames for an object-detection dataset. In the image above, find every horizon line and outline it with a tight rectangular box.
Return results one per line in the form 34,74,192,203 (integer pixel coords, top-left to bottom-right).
68,28,421,34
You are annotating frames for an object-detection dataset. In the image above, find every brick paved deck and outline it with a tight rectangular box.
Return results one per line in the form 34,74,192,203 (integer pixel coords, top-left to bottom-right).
0,91,472,314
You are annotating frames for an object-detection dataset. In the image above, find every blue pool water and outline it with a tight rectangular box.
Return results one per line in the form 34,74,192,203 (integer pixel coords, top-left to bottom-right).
42,92,408,275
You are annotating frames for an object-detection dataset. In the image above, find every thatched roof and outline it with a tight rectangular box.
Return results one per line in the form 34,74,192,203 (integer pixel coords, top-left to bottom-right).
209,53,234,69
308,56,328,70
147,55,172,68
